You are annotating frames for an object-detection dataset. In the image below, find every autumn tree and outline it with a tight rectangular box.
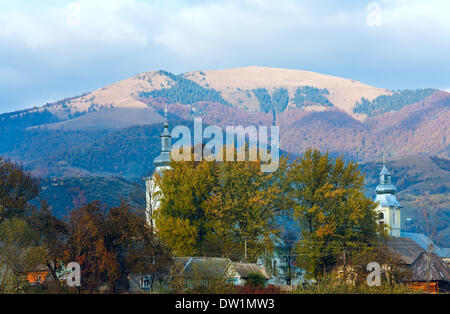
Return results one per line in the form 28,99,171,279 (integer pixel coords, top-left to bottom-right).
154,146,289,261
104,203,173,292
28,200,68,285
205,154,289,261
287,149,380,280
64,201,118,293
154,154,220,256
0,157,40,222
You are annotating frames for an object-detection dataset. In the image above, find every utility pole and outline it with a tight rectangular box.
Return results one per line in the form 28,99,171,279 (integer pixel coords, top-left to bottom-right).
243,236,247,262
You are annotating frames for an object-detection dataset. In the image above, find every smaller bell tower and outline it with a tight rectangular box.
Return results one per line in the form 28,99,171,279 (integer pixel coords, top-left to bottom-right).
374,157,402,237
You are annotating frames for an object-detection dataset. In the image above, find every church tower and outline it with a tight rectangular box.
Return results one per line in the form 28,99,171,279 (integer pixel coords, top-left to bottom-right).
145,106,171,229
374,160,402,237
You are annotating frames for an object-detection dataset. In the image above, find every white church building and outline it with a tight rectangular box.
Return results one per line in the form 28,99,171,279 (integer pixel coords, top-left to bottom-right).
144,107,172,229
374,161,402,237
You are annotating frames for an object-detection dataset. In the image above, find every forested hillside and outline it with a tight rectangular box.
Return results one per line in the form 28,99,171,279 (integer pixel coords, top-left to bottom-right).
140,70,231,106
353,88,436,117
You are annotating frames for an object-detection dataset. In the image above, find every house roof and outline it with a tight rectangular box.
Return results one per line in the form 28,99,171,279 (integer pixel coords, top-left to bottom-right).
386,237,426,265
175,257,232,279
24,264,51,273
410,252,450,282
401,232,450,259
174,257,271,280
230,262,271,280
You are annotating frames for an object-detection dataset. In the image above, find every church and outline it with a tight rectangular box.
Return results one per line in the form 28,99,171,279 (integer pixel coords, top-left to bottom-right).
144,106,171,229
373,158,449,262
373,160,450,292
374,160,402,237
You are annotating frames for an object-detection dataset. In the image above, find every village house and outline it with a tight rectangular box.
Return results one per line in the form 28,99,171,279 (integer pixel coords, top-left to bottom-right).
373,163,450,293
128,257,270,293
25,264,51,286
386,237,450,293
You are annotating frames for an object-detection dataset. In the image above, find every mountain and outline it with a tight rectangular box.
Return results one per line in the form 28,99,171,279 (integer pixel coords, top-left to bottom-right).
0,66,448,244
0,66,390,130
1,66,448,170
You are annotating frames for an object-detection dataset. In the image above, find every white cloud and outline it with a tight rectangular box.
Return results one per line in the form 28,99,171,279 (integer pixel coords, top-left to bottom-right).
1,0,450,54
0,0,160,49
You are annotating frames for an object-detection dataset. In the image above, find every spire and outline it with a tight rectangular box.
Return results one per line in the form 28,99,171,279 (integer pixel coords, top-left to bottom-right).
164,103,168,122
153,105,172,169
377,157,395,193
375,157,402,207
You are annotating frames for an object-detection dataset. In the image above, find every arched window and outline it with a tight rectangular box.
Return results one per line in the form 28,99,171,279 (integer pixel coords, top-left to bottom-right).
378,212,384,220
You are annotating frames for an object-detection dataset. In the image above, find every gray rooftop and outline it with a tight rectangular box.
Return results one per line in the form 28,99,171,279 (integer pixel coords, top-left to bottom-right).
401,232,450,258
410,252,450,282
175,257,232,279
231,262,271,279
386,237,425,265
374,193,402,208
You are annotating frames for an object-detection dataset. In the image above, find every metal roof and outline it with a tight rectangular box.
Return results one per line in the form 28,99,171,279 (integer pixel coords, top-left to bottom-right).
380,165,390,176
374,193,402,208
401,232,450,258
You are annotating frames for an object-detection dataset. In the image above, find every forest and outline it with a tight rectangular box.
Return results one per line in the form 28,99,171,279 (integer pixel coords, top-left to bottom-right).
353,89,437,117
140,70,231,106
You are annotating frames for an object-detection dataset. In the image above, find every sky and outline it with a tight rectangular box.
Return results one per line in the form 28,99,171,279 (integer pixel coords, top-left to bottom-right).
0,0,450,113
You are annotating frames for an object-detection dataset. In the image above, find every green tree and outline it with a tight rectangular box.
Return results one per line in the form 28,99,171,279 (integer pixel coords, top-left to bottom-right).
0,218,45,293
287,149,380,280
246,273,267,287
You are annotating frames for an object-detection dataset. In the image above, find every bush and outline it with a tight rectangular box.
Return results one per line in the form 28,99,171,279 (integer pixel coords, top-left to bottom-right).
246,273,267,287
295,276,420,294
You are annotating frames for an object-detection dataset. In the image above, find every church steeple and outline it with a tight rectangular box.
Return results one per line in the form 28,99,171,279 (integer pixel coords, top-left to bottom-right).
153,105,172,169
145,105,172,229
374,156,402,237
375,161,397,195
